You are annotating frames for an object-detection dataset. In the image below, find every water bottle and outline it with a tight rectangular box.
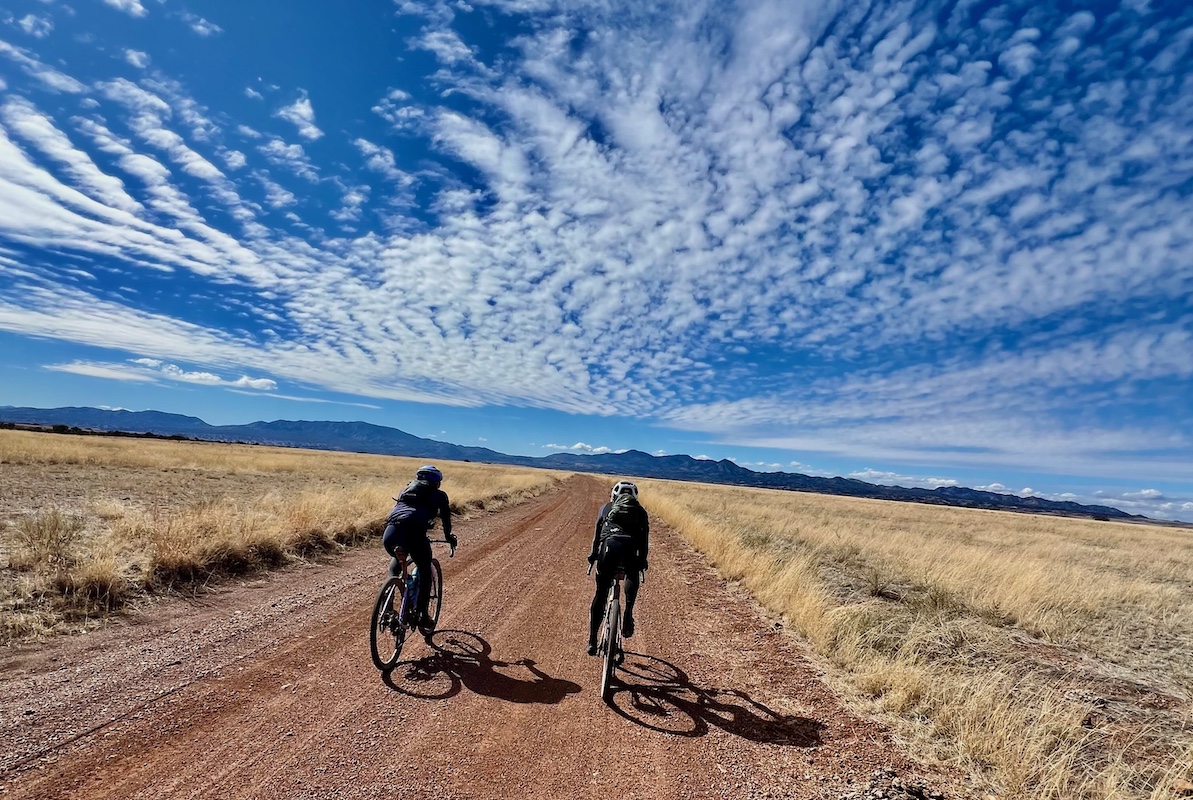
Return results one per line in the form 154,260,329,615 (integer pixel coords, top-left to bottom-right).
406,568,419,624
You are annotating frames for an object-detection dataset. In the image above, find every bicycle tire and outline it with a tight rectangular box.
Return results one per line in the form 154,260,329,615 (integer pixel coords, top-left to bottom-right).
369,576,407,671
601,594,620,703
426,559,443,628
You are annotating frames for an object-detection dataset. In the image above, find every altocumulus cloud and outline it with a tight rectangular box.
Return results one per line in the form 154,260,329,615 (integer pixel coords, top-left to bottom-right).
46,359,277,391
0,0,1190,499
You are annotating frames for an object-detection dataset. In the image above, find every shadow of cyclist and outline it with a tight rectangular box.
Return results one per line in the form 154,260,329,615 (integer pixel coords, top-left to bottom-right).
382,630,580,706
607,651,822,745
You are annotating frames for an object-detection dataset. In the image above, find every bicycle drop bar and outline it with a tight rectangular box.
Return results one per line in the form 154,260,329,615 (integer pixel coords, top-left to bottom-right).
428,538,456,557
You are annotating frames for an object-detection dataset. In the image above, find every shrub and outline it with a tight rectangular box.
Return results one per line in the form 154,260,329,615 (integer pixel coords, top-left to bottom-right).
8,508,85,571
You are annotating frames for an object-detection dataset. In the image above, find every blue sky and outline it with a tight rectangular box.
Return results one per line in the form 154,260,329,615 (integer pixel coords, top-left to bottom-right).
1,0,1191,520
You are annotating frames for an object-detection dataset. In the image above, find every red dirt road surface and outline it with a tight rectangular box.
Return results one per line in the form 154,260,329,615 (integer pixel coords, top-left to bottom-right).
0,476,958,799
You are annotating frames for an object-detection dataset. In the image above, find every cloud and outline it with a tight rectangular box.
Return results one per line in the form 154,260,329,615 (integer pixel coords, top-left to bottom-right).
353,138,413,185
257,137,318,181
222,149,247,170
544,442,613,454
254,171,296,208
848,468,959,489
46,360,159,383
274,92,323,140
182,13,222,37
416,29,474,65
0,40,85,92
17,15,53,38
224,389,382,409
123,49,149,68
102,0,147,18
50,358,277,390
244,87,263,101
372,88,424,132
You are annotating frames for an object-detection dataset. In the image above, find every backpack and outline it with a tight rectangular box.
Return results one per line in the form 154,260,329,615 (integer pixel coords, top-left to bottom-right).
601,493,643,541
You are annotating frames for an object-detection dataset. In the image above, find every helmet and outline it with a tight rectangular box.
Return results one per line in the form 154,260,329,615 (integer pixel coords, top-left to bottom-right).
416,465,443,485
610,480,638,501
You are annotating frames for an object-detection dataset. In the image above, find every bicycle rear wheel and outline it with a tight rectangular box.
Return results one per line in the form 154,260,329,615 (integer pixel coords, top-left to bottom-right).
425,559,443,629
369,576,407,671
600,594,620,703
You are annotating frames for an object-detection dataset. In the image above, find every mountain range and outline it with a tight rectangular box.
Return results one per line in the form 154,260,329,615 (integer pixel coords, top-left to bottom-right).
1,405,1145,522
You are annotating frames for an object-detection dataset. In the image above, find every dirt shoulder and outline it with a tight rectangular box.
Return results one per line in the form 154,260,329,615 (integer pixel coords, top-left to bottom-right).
0,475,966,799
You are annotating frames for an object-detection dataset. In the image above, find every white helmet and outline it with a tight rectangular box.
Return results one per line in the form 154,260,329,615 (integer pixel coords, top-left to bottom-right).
610,480,638,501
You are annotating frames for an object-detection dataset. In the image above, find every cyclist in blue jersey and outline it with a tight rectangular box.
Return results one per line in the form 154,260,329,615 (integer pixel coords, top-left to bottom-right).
382,465,456,635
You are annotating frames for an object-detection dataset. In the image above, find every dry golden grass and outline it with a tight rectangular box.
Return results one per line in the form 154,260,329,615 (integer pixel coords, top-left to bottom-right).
640,478,1193,800
1,429,565,642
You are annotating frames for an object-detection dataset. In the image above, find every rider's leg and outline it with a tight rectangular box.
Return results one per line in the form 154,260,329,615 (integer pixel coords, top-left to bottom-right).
622,568,641,636
382,524,402,577
406,535,434,617
588,568,613,652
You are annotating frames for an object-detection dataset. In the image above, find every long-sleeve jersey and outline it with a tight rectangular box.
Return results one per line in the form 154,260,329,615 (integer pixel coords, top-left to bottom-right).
387,479,452,536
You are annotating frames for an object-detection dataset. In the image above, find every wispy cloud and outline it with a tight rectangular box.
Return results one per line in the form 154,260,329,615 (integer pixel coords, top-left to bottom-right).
181,13,222,37
123,49,149,69
17,15,53,39
225,389,381,409
274,92,323,141
848,468,959,490
48,358,277,390
544,442,614,455
0,40,85,93
257,137,318,181
102,0,147,19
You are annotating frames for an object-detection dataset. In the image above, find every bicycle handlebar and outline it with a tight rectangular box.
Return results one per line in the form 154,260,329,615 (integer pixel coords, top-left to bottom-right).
428,538,456,557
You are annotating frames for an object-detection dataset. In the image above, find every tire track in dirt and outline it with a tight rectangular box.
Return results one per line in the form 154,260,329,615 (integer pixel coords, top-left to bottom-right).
1,475,959,799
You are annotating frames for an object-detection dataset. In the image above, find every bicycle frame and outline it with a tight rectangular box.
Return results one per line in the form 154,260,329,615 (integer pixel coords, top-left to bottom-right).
390,538,455,628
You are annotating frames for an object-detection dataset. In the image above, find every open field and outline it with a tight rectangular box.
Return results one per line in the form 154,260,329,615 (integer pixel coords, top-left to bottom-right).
1,475,960,800
4,429,1191,798
0,429,565,643
641,478,1193,800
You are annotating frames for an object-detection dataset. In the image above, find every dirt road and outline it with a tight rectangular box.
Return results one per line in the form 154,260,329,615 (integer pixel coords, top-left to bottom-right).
0,476,953,799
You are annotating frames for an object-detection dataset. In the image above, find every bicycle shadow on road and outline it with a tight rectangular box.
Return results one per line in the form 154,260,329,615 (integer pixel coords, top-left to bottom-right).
607,651,823,746
381,629,581,706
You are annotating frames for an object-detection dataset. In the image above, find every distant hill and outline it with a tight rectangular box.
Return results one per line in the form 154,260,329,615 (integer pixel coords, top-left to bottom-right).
0,405,1147,522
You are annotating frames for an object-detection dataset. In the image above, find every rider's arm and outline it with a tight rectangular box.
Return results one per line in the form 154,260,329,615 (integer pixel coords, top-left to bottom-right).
589,503,609,560
640,508,650,568
438,491,453,537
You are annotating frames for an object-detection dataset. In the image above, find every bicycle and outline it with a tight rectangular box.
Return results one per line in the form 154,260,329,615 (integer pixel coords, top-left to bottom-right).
589,563,643,703
370,538,454,671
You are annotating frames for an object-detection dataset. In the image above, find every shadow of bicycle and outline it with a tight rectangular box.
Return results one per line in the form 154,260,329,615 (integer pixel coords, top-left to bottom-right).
381,629,581,705
606,651,822,745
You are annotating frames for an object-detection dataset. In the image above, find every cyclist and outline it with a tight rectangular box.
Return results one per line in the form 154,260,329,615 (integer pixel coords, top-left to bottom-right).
382,465,456,636
586,480,649,656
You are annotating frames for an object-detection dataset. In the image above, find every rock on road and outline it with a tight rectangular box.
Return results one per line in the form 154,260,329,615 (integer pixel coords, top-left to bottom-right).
0,475,954,799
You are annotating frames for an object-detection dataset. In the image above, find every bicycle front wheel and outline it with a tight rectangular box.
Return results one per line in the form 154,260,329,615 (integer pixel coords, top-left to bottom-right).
369,576,407,671
425,559,443,628
600,595,620,703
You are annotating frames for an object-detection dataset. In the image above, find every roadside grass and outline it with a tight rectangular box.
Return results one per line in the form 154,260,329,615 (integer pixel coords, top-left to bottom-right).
1,429,564,643
640,478,1193,800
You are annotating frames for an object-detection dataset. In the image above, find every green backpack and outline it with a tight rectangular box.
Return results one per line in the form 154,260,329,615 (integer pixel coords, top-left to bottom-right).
602,493,643,540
